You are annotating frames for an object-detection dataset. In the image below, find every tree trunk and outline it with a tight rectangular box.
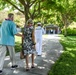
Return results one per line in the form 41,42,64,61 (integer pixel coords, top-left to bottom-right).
24,6,29,25
62,14,67,37
64,23,67,37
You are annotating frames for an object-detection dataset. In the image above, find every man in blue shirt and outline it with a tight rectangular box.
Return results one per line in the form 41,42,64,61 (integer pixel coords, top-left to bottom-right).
0,13,23,74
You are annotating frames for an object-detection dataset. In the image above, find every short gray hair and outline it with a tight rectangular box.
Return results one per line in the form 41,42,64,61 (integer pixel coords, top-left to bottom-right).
8,13,14,18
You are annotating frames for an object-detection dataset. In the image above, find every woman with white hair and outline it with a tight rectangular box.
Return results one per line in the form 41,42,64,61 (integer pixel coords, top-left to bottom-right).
22,19,36,71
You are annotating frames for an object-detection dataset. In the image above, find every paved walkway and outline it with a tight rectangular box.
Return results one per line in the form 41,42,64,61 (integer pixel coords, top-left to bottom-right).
3,34,63,75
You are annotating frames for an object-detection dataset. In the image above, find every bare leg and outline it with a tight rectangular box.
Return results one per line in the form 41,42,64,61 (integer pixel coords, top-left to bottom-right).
25,54,29,69
31,54,34,67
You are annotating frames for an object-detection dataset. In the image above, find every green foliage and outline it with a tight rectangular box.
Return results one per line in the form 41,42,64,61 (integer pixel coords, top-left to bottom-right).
14,14,25,27
43,0,76,30
0,0,23,11
15,36,22,52
48,35,76,75
1,0,76,29
62,22,76,36
0,11,8,23
0,0,7,10
15,42,22,52
62,28,76,36
0,11,25,27
67,28,76,36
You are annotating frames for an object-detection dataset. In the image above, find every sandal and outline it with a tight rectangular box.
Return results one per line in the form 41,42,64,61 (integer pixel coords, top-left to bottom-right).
26,67,30,71
31,65,35,68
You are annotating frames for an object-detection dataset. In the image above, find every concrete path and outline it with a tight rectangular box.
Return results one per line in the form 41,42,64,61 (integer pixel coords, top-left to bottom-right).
3,34,63,75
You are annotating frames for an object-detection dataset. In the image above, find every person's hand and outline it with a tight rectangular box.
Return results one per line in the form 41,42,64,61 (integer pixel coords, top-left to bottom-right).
32,45,36,50
22,35,24,39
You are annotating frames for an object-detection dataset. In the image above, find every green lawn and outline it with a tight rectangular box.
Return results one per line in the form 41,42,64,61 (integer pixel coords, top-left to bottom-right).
15,36,22,52
48,35,76,75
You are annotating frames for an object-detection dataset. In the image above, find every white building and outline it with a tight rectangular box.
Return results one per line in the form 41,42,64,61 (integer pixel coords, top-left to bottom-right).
44,24,60,34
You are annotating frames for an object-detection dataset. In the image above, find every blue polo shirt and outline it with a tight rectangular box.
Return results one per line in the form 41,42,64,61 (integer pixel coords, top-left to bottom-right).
0,20,18,46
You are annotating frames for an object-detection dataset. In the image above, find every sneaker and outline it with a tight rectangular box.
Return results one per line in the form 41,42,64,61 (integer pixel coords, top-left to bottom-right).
11,65,18,69
0,70,2,74
37,55,41,56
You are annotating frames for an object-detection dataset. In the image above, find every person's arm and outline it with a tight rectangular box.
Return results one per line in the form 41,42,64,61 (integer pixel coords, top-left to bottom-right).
15,27,24,38
32,29,36,45
15,33,23,37
42,28,45,34
32,29,36,50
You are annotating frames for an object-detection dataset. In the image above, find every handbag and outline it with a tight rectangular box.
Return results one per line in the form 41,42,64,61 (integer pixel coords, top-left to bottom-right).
20,41,25,59
20,50,25,59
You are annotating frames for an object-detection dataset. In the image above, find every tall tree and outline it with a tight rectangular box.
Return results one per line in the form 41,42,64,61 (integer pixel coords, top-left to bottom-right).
0,0,44,23
43,0,76,36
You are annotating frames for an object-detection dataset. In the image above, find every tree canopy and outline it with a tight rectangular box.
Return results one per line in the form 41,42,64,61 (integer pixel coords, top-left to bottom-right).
43,0,76,36
0,0,45,22
0,0,76,31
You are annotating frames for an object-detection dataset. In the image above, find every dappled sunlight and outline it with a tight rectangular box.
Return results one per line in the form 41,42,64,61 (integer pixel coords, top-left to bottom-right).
43,59,55,64
13,70,19,74
66,47,76,51
55,49,64,54
66,64,70,67
60,50,64,53
60,38,65,41
5,56,10,60
66,36,76,41
23,60,25,63
2,34,63,75
54,49,62,57
66,47,72,51
38,66,45,69
69,53,75,57
7,62,12,66
48,60,55,64
29,63,37,67
42,52,47,58
43,34,61,40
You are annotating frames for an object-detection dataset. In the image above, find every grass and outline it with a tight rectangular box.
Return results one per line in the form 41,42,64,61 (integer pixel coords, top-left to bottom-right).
15,36,22,52
48,35,76,75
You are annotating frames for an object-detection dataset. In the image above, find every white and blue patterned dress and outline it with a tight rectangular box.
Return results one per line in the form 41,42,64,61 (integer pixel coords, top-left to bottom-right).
23,26,36,55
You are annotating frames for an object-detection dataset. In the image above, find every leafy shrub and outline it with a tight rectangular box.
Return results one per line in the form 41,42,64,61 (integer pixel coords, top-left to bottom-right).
62,22,76,36
62,28,76,36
